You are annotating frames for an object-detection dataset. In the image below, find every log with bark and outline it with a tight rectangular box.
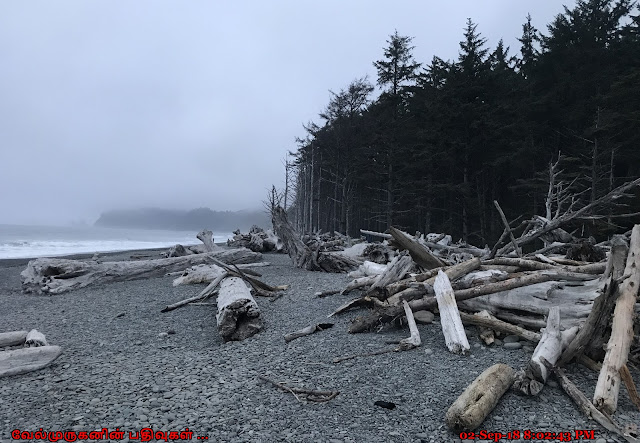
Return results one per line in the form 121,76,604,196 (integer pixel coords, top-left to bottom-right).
216,277,262,341
366,251,414,299
21,248,261,294
594,224,640,415
271,206,358,272
445,363,515,431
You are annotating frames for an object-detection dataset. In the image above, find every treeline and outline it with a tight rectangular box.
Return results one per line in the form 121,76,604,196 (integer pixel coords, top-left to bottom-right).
95,208,270,232
287,0,640,245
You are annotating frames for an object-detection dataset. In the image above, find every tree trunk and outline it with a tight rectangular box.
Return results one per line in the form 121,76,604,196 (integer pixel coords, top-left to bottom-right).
389,227,446,269
216,277,262,342
21,248,261,294
593,224,640,414
0,331,28,348
445,363,515,431
196,229,217,252
0,346,62,378
434,271,470,355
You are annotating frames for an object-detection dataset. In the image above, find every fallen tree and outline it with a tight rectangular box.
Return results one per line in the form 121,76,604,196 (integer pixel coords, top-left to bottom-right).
21,248,262,294
216,277,262,341
271,206,359,272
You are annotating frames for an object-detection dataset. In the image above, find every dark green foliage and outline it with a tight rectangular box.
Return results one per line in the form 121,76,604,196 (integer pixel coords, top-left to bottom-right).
289,2,640,243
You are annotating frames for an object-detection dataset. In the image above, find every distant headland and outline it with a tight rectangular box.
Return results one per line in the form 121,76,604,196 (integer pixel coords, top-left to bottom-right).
94,208,270,231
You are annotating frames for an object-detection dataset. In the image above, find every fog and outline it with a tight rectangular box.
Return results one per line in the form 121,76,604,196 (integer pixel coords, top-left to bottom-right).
0,1,561,226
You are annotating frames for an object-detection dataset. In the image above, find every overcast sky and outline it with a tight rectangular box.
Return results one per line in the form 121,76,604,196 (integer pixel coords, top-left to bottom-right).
0,1,564,226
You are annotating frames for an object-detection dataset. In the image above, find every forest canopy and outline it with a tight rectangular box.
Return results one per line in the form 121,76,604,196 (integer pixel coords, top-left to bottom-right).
285,0,640,245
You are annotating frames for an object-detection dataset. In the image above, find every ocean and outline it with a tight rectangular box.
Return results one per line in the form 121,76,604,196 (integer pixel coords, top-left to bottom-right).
0,224,234,259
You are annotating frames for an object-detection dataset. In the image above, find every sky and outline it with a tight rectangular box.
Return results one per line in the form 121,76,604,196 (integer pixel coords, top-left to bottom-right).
0,1,564,226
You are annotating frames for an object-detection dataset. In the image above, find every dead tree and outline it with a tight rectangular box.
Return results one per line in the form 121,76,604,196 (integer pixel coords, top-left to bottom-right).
271,206,358,272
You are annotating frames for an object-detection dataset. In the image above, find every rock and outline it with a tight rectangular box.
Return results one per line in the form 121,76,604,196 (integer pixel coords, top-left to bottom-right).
595,439,607,443
158,332,168,338
494,339,503,346
503,335,520,343
168,329,176,335
413,310,434,324
503,342,522,350
424,348,433,355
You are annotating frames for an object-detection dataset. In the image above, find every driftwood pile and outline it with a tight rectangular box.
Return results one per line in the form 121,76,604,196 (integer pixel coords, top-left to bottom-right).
314,222,639,441
227,225,284,253
267,194,639,437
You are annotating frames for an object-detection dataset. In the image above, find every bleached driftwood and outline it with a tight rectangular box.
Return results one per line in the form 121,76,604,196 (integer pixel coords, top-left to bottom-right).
166,244,194,257
360,229,392,239
390,227,446,269
172,264,227,286
0,345,62,378
349,268,597,334
445,363,515,431
398,300,421,349
216,277,262,341
367,251,414,299
434,271,469,355
0,331,28,348
558,235,629,366
25,329,48,347
161,271,229,313
348,261,388,278
284,323,334,343
196,229,218,252
21,248,261,294
513,306,579,395
594,224,640,415
470,310,496,345
340,276,377,295
553,366,640,443
272,206,358,272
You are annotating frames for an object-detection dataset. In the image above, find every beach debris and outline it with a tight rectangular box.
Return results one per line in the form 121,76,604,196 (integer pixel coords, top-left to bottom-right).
271,206,359,272
257,374,339,403
1,329,61,378
216,277,262,341
20,248,262,294
227,225,283,253
25,329,48,347
434,271,469,355
374,400,396,410
284,323,334,343
445,363,515,431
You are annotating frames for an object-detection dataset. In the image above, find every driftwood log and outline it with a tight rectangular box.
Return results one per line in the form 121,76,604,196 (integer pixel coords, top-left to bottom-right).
21,248,261,294
558,235,629,366
0,331,28,348
434,271,469,354
284,323,334,343
445,363,515,431
0,346,62,378
513,306,579,395
389,227,446,269
196,229,218,252
216,277,262,341
272,206,358,272
594,224,640,415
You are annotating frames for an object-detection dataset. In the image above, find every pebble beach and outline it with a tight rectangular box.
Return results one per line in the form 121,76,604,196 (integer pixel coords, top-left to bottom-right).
1,247,639,443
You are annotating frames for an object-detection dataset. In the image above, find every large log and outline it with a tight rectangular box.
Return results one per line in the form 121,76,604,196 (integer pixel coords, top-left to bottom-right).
272,206,358,272
0,345,62,378
349,269,599,333
594,224,640,415
0,331,28,348
558,235,629,366
513,306,579,395
389,227,447,269
366,251,414,299
445,363,515,431
21,248,261,294
434,271,469,355
216,277,262,341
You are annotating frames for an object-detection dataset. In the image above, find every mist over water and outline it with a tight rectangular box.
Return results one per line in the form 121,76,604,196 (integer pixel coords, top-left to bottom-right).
0,224,233,259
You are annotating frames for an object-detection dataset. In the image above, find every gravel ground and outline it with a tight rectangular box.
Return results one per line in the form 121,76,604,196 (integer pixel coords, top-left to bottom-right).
1,248,639,443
